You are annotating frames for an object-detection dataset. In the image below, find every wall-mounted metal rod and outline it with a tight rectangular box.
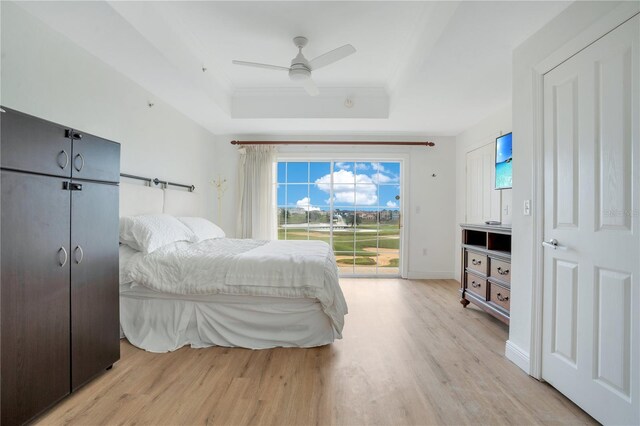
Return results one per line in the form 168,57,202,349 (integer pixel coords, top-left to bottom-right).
120,173,195,192
152,178,195,193
120,173,153,185
230,140,435,147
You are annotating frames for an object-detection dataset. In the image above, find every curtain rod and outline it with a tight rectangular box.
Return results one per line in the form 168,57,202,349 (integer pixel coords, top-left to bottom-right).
230,140,435,147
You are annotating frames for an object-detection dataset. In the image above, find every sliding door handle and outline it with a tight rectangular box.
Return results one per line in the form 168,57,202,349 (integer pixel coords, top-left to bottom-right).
74,245,84,264
58,246,68,267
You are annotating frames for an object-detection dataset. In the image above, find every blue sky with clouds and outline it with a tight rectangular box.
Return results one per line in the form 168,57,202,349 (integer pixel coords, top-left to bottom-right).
277,162,400,210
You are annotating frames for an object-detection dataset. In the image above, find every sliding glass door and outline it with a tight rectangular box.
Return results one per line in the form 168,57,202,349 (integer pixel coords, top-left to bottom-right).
276,161,401,277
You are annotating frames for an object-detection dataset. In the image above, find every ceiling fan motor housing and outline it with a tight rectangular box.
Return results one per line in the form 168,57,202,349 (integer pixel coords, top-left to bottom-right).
289,49,311,80
289,64,311,80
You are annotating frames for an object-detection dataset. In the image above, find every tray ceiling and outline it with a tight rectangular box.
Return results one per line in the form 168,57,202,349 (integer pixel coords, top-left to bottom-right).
14,1,570,135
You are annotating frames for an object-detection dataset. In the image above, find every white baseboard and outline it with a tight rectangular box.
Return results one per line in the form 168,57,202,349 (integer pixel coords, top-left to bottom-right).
505,340,530,374
406,271,454,280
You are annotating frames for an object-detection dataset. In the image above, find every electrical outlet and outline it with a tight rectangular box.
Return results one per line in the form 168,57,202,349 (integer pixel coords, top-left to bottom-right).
416,205,421,214
524,200,531,216
422,248,428,256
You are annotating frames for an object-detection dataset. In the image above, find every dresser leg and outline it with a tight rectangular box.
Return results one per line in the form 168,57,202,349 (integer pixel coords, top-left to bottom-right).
460,297,470,307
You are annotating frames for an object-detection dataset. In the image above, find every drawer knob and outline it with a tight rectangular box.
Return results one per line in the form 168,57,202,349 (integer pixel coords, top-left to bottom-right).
497,266,510,275
496,293,509,302
471,281,481,288
471,259,482,265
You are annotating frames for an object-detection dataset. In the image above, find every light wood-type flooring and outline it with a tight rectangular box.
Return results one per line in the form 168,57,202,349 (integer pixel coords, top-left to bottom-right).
36,279,595,425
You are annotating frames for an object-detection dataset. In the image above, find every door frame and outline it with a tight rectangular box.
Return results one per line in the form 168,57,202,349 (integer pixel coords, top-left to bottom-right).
275,150,410,278
528,4,640,379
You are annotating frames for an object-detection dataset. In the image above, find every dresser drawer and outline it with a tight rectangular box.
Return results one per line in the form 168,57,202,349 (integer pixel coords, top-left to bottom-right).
489,285,510,311
465,251,487,275
465,273,487,299
490,258,511,284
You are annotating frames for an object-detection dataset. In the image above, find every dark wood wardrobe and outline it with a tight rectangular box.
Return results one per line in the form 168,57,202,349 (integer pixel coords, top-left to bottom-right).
0,107,121,425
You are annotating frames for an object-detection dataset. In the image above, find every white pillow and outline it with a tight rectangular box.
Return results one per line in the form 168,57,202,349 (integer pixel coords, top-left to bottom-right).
119,214,196,253
177,217,226,242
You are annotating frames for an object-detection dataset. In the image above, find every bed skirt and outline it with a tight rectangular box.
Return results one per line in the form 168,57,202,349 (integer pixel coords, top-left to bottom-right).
120,284,338,352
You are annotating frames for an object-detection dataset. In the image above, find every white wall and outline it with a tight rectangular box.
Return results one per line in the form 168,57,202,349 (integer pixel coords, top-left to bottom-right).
508,0,636,373
214,135,457,279
1,2,217,218
454,105,512,281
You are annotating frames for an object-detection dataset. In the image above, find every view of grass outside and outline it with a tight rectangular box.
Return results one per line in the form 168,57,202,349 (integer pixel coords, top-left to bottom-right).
277,161,401,276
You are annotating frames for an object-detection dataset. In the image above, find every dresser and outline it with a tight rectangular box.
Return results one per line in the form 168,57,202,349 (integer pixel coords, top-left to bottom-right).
1,107,121,425
460,223,511,324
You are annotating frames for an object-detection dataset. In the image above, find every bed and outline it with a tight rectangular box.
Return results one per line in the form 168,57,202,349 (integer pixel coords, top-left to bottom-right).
118,182,347,352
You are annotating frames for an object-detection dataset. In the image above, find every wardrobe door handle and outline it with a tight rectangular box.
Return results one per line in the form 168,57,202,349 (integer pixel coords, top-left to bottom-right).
58,246,68,267
74,245,84,264
57,150,69,169
74,153,85,172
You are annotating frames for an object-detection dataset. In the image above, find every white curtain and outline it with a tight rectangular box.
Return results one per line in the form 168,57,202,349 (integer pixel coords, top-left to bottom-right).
236,145,277,239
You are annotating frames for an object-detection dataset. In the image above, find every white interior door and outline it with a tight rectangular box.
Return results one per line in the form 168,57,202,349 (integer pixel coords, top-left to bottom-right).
542,16,639,425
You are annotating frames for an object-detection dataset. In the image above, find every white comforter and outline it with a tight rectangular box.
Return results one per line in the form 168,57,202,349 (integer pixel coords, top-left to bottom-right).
121,238,347,334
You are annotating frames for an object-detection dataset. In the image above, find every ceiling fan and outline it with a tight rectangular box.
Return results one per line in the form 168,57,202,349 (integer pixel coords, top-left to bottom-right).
232,36,356,97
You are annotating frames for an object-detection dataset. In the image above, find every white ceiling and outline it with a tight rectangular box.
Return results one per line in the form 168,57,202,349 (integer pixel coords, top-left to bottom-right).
16,1,570,136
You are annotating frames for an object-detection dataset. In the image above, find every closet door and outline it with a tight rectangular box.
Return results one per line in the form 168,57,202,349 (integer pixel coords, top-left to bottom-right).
465,143,501,223
0,108,72,178
1,170,71,425
71,132,120,183
70,181,120,390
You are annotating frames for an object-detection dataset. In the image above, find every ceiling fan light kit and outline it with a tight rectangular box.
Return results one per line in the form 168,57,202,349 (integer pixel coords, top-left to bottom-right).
232,36,356,97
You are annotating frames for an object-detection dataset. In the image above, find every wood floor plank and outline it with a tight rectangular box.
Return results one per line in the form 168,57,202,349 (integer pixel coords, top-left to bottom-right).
35,279,596,425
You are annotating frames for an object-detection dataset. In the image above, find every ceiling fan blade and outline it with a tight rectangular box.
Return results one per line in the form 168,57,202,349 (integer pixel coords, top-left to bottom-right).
309,44,356,70
302,78,319,97
232,60,290,72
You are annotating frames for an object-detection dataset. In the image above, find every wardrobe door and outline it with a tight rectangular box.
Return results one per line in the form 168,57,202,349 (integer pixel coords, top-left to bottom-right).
71,132,120,183
0,108,72,178
70,181,120,390
1,171,71,425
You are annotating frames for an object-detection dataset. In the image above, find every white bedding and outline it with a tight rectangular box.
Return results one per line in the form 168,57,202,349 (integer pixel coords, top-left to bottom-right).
120,238,348,350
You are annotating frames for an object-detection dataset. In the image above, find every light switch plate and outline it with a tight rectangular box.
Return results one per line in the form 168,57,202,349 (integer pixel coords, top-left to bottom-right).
524,200,531,216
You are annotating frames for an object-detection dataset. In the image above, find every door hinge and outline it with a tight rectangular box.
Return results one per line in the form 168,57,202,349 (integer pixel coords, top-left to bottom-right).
63,182,83,191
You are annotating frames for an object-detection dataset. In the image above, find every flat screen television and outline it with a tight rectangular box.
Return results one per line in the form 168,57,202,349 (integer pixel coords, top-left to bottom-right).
495,132,512,190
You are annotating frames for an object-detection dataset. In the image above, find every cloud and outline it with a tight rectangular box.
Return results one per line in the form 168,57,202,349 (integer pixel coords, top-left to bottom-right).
315,169,378,206
371,163,385,172
354,163,369,171
335,162,351,170
335,190,378,206
296,197,320,211
373,173,396,184
386,201,398,208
